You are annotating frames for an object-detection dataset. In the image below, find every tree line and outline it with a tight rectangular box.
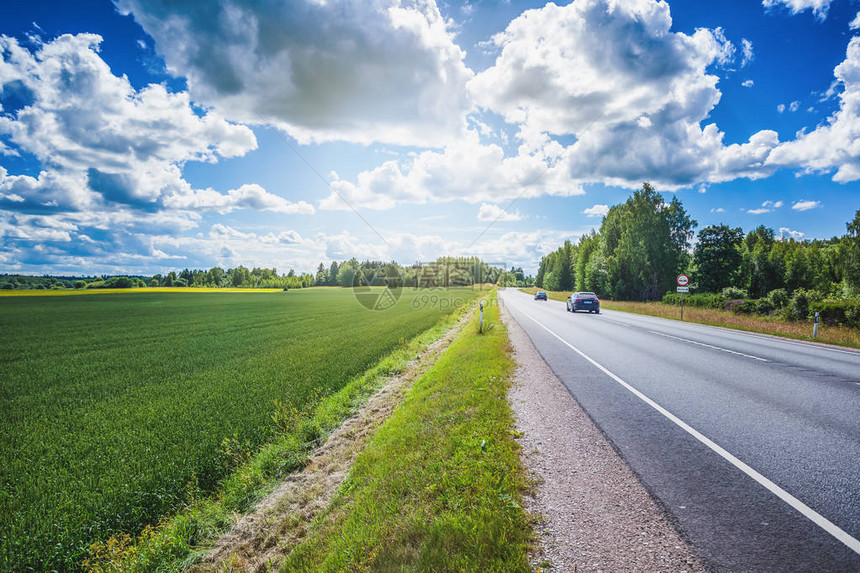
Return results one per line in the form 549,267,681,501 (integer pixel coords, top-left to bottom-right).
0,258,534,291
534,183,860,325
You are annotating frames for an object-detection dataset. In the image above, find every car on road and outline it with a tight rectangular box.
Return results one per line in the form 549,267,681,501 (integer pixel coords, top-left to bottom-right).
567,292,600,313
534,291,548,301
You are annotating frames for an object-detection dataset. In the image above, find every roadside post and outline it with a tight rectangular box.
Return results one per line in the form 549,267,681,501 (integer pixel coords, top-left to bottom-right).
813,311,819,338
676,274,690,320
479,300,484,334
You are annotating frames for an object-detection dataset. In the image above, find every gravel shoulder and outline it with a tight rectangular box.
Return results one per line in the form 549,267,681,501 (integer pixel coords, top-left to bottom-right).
502,302,706,573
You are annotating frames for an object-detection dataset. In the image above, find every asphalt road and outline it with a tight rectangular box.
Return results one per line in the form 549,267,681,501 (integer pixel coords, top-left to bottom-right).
499,288,860,572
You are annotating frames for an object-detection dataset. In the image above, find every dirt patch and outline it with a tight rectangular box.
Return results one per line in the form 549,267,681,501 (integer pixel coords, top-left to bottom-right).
502,302,705,573
189,310,473,572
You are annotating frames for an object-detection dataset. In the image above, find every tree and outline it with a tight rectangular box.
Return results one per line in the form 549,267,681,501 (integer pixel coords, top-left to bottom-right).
843,210,860,294
328,261,340,286
693,225,744,293
601,183,696,300
315,263,328,286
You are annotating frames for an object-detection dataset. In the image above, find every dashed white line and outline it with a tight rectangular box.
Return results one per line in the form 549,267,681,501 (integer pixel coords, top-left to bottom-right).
648,330,769,362
509,301,860,557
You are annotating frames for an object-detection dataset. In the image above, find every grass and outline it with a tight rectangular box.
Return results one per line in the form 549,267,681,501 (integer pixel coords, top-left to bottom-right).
0,287,286,296
278,293,533,572
0,288,482,571
518,287,860,349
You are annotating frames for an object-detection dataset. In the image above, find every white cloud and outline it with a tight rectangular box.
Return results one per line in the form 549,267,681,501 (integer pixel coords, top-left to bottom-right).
778,104,786,113
762,0,832,19
0,33,272,216
318,130,583,210
791,199,820,211
766,38,860,182
710,207,725,213
478,203,522,222
743,79,755,88
747,207,772,214
164,184,315,215
851,12,860,30
115,0,473,147
741,39,754,67
789,100,800,112
583,204,610,218
467,0,780,189
762,200,784,208
780,227,805,239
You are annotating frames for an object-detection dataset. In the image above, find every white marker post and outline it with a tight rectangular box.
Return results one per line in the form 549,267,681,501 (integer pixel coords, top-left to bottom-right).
479,300,484,334
677,274,690,320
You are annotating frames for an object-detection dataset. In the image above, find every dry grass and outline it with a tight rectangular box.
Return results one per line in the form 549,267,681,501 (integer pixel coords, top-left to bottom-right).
602,301,860,349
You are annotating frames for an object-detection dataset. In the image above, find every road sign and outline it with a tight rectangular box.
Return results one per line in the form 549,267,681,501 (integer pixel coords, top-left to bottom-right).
677,286,690,293
677,274,690,287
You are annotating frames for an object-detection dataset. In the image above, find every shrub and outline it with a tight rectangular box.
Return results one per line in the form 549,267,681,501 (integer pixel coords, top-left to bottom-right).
731,300,758,314
721,286,748,299
809,299,860,328
785,289,824,321
767,288,789,309
755,299,776,315
723,299,746,312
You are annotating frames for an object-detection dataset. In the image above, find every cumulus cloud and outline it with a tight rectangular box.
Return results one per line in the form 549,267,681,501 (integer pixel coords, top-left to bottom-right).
164,184,315,215
766,38,860,182
792,199,820,210
467,0,779,189
741,39,754,67
583,204,610,218
478,202,522,222
743,79,755,88
762,0,832,19
114,0,473,146
851,12,860,30
318,130,582,210
780,227,805,239
0,33,288,218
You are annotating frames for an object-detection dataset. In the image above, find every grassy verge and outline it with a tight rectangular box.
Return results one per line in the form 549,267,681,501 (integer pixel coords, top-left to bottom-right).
518,287,860,349
278,293,533,572
82,298,479,572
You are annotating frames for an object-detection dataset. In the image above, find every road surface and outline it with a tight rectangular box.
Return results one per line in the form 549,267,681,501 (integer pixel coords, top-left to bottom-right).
500,288,860,572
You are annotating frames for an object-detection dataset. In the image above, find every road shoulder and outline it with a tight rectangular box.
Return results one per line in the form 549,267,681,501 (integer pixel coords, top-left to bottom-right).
502,301,705,572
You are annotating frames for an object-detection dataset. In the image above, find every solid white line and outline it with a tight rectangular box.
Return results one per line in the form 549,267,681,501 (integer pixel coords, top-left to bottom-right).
510,301,860,557
648,330,769,362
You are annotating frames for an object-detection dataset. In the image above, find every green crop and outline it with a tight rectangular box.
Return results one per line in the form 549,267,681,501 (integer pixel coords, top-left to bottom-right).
0,288,479,571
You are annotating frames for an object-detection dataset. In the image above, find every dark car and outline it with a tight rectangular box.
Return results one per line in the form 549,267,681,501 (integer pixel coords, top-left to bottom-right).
534,291,548,301
567,292,600,313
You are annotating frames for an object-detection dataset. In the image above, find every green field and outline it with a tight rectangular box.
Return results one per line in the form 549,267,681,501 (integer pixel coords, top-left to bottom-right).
0,288,480,571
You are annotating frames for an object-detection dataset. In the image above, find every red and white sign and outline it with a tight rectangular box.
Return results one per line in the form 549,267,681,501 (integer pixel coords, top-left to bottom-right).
677,274,690,287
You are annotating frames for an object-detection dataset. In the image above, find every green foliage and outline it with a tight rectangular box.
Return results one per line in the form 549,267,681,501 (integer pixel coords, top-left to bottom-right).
694,225,744,293
721,286,748,300
767,288,789,309
0,288,479,571
535,183,696,301
279,296,532,571
785,288,825,321
662,292,725,308
810,299,860,328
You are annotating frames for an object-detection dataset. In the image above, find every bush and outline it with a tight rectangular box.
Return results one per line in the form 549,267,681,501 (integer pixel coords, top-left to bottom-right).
74,280,87,289
767,288,789,309
721,286,748,299
785,289,824,321
730,300,758,314
809,299,860,329
755,299,776,315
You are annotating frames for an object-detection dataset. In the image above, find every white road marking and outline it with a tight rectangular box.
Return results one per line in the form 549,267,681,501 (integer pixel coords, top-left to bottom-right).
508,299,860,557
648,330,769,362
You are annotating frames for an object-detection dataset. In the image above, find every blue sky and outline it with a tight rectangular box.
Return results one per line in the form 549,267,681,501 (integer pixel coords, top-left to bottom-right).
0,0,858,275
